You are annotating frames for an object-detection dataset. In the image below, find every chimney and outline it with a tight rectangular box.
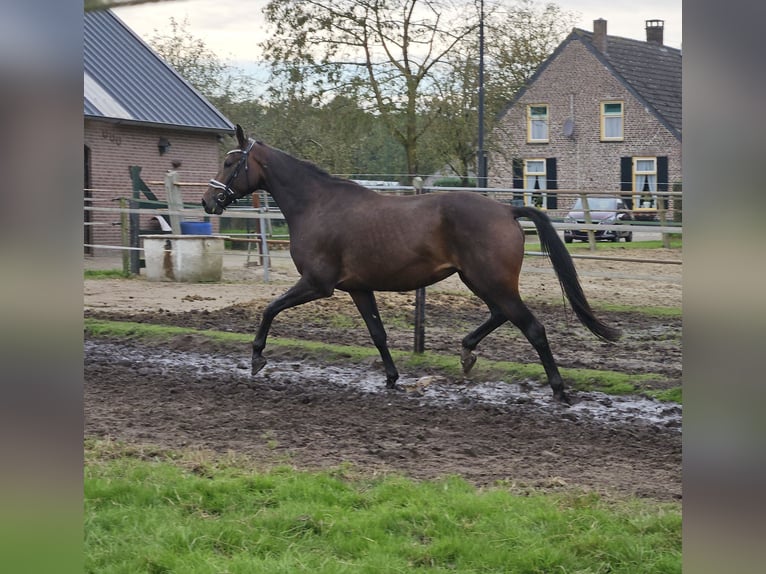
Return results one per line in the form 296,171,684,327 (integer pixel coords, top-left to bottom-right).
645,19,664,44
593,19,607,52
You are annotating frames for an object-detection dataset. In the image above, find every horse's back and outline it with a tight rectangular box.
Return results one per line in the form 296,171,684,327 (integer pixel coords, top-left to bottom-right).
326,191,524,291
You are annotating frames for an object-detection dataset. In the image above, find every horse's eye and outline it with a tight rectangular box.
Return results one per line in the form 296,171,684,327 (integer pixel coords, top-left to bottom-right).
224,160,233,168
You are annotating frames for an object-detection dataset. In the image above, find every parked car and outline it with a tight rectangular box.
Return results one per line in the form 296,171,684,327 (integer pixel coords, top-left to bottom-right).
563,197,633,243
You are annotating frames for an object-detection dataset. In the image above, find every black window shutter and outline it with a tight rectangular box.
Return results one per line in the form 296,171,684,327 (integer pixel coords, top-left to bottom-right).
657,156,669,209
512,158,523,201
545,158,558,209
620,157,633,208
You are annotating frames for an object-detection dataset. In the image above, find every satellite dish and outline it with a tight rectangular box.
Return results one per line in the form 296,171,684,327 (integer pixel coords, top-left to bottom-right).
563,118,574,138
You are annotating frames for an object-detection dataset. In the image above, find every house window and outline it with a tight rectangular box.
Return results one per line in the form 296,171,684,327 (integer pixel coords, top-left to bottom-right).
524,159,547,208
512,157,558,209
633,157,657,209
527,105,549,143
600,101,623,141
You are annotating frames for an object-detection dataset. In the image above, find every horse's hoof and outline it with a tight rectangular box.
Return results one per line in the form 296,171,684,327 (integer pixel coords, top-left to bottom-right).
461,351,477,374
252,356,267,376
554,390,572,406
385,377,401,391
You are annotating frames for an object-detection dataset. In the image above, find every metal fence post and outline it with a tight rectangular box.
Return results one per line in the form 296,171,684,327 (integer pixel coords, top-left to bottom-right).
413,176,425,354
252,192,263,266
119,197,130,275
260,208,270,283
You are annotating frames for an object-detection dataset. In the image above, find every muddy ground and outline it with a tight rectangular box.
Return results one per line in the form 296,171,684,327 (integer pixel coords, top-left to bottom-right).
84,247,682,501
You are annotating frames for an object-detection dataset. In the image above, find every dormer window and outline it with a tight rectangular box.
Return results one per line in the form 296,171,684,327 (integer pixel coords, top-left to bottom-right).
600,101,624,141
527,104,549,143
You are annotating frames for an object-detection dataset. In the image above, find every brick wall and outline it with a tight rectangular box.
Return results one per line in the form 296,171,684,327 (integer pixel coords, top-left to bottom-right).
84,120,225,256
489,39,681,215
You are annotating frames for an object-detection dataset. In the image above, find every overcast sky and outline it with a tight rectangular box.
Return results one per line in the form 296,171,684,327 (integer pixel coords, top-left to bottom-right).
113,0,681,73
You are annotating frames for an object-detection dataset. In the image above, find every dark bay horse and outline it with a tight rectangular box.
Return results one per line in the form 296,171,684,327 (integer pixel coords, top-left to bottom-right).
202,125,620,403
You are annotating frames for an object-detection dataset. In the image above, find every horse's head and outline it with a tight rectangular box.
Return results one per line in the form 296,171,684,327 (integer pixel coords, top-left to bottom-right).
202,124,265,214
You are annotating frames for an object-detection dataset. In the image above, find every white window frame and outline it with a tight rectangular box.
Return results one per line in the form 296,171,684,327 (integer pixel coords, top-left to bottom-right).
600,101,624,141
523,159,547,208
527,104,549,143
633,157,657,210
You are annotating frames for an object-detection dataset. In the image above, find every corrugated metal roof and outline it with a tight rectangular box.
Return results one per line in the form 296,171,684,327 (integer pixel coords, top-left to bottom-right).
84,9,235,133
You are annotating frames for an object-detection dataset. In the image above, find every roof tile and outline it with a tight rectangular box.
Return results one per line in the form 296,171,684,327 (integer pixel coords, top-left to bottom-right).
574,28,682,138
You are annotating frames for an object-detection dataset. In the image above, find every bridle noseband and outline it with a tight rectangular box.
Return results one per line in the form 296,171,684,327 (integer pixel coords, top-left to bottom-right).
208,138,256,209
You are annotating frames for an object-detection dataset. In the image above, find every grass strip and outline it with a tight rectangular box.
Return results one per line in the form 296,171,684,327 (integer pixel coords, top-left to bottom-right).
596,303,681,318
85,319,680,403
85,438,681,574
84,269,132,279
564,238,683,251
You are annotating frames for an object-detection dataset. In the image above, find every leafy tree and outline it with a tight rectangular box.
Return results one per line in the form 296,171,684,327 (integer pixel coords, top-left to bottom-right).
423,0,577,184
260,0,476,181
143,2,573,183
148,17,253,112
145,14,405,178
234,96,407,182
484,1,576,164
260,0,574,183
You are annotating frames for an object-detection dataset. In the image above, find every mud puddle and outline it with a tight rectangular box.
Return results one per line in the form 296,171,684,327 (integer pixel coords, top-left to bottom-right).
86,340,681,433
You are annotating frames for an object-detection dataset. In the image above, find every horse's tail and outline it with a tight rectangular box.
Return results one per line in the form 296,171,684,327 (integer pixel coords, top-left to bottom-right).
513,206,621,342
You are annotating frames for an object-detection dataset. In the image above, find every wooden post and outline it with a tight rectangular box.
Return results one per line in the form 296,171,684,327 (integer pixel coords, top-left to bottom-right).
657,195,670,248
580,192,596,251
128,165,155,275
165,169,183,234
413,176,425,354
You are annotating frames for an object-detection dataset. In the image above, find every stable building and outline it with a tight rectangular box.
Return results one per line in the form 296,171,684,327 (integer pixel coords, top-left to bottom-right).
84,9,235,256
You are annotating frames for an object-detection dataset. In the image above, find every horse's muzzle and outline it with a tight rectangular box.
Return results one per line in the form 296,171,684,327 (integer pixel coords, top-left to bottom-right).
201,197,223,215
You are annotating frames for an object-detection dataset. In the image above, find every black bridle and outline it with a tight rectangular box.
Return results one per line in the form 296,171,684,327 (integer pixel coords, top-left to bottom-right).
208,138,256,210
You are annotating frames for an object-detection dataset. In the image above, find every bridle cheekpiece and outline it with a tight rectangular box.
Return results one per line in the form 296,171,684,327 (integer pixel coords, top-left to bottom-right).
208,138,256,210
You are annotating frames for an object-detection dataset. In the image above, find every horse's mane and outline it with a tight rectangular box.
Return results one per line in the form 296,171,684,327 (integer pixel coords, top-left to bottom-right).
265,143,361,188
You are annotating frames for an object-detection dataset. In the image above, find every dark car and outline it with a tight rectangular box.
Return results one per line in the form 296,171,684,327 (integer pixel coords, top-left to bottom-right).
563,196,633,243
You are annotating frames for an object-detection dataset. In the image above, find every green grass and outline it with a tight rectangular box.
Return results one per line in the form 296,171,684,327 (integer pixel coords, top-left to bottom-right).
84,269,131,279
645,387,682,403
597,303,681,318
565,238,682,251
85,439,681,574
84,319,681,403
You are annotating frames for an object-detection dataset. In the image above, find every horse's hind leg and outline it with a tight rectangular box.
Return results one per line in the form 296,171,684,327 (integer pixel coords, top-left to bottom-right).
461,305,507,375
348,290,399,388
252,277,332,375
499,297,570,404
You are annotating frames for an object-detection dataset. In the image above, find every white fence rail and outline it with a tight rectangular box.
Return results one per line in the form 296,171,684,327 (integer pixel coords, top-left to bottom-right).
84,180,682,279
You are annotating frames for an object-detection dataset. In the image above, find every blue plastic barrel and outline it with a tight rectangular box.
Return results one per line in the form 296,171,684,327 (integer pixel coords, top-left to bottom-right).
180,221,213,235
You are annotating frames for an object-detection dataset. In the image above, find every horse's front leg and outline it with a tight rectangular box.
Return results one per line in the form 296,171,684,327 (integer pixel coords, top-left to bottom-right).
252,278,332,375
348,290,399,389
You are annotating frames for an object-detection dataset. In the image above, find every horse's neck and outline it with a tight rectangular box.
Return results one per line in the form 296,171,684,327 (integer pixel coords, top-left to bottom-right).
258,147,335,223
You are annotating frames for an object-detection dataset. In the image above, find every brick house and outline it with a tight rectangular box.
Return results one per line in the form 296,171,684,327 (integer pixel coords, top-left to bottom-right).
84,9,235,256
489,19,681,219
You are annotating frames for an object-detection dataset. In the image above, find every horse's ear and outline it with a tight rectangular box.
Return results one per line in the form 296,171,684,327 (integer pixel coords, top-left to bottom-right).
236,124,247,149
